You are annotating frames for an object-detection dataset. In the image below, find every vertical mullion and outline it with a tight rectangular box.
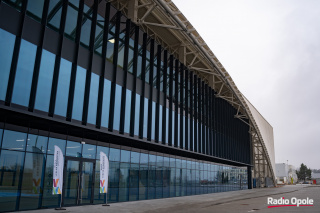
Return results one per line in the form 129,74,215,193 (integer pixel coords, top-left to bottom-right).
193,74,197,152
28,0,50,111
119,19,131,133
161,50,168,144
168,55,173,146
5,0,29,106
197,77,201,153
205,84,209,155
129,26,139,136
96,2,110,128
147,39,154,140
209,88,212,156
189,71,193,152
138,33,147,138
155,45,161,142
108,11,121,131
202,81,205,154
174,60,179,148
184,68,188,150
48,0,69,116
66,0,84,121
179,63,184,149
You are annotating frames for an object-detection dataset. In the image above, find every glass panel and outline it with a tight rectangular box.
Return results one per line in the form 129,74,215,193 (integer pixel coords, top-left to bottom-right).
127,37,134,74
109,148,120,162
120,150,130,163
113,85,122,131
12,39,37,106
130,152,140,164
143,98,148,138
137,44,142,79
94,14,104,55
0,129,3,148
140,153,148,164
0,150,25,211
80,161,94,204
101,79,111,128
139,164,148,200
64,160,80,205
124,89,131,133
80,15,92,48
47,137,66,155
41,155,59,207
96,146,109,159
72,66,86,121
106,23,115,63
47,0,62,31
26,134,47,153
34,50,55,112
19,152,46,210
134,94,140,136
64,2,79,40
108,161,119,202
54,58,72,117
66,141,82,157
0,29,15,101
82,144,96,159
1,130,27,151
119,163,129,202
117,29,125,69
27,0,44,21
159,105,162,142
129,163,139,201
87,73,100,124
151,102,155,140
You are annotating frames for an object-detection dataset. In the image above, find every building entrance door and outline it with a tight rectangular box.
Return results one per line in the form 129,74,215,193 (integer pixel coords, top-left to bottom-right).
63,157,95,206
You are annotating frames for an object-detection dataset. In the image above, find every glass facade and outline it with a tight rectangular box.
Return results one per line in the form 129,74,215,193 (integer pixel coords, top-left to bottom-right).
0,0,252,211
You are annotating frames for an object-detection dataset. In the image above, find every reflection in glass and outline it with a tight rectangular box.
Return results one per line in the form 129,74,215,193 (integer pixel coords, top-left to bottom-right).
87,73,100,124
113,85,122,131
35,50,55,112
47,137,66,155
0,150,25,211
124,89,131,133
134,94,140,136
54,58,72,117
82,144,96,159
26,0,44,21
101,79,111,128
26,134,47,153
19,152,46,210
0,29,15,101
1,130,27,151
66,141,82,157
72,66,86,121
12,39,37,106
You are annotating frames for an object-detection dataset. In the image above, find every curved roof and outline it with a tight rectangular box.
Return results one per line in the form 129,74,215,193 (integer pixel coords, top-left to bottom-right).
112,0,276,184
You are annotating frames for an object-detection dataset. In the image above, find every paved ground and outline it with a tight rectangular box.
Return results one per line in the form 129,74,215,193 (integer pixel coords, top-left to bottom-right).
23,185,320,213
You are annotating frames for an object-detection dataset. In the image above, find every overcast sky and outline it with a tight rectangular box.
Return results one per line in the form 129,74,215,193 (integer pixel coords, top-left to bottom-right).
173,0,320,169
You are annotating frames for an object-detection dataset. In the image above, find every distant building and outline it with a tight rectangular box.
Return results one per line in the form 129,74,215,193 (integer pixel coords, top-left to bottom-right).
276,163,288,184
311,172,320,185
288,165,298,183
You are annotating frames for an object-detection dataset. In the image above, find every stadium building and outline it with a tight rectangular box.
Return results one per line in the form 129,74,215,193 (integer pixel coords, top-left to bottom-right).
0,0,275,211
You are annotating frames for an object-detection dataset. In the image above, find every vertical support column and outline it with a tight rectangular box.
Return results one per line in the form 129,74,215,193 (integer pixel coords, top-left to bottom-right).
179,63,184,149
129,26,139,136
184,68,189,150
147,39,154,141
205,84,209,155
108,11,121,131
138,33,147,138
174,60,179,148
155,45,161,143
96,2,111,128
201,81,205,154
161,50,168,144
189,71,194,152
198,77,202,153
119,19,131,133
168,55,173,146
193,74,197,152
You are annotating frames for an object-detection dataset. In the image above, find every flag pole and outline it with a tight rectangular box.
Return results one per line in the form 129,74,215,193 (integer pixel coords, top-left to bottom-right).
102,194,110,206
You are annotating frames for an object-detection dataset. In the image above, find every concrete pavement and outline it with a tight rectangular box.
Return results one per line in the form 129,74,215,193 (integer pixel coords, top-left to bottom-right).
21,185,320,213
